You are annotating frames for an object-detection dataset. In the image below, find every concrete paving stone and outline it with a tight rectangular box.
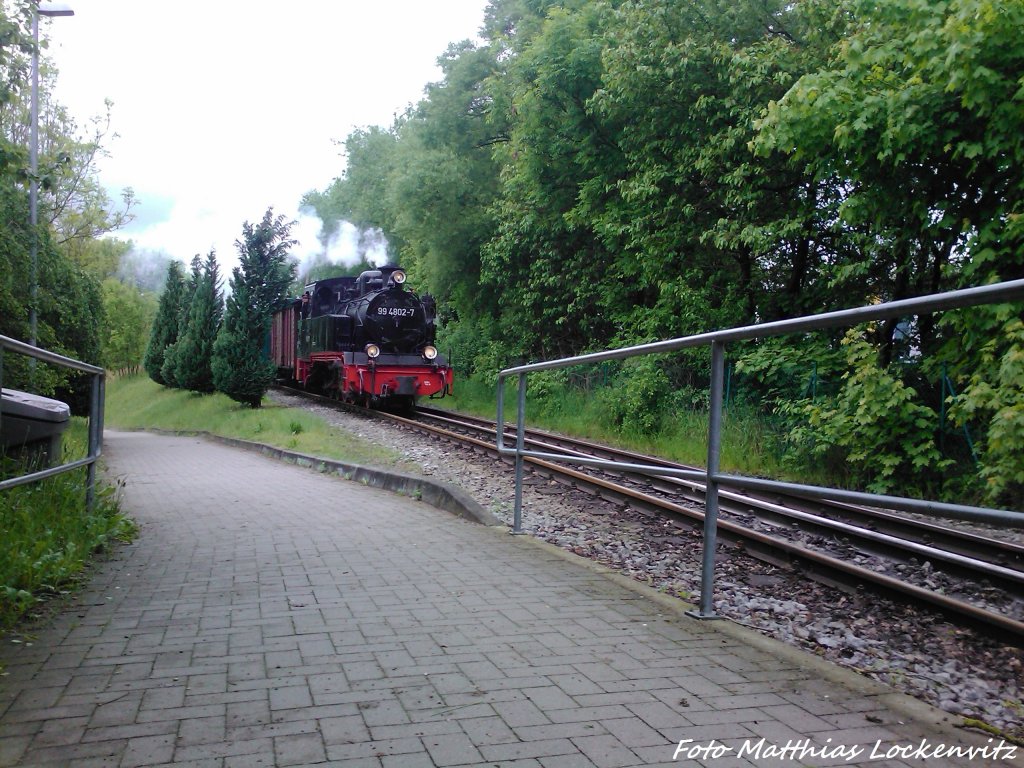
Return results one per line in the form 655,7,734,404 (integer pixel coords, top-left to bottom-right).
432,701,498,721
573,690,661,709
479,736,579,762
173,735,274,762
224,698,271,730
422,731,485,766
2,702,98,725
17,737,129,765
538,755,604,768
624,699,695,731
325,735,425,762
134,702,224,726
757,702,851,733
0,719,41,739
572,733,642,767
317,712,371,745
379,754,430,768
355,699,411,728
492,698,552,727
273,731,327,765
547,705,636,725
177,713,227,746
514,720,607,742
0,737,33,768
366,718,464,742
121,732,176,767
82,718,178,745
30,715,88,747
457,714,519,745
1,432,1015,768
600,715,670,749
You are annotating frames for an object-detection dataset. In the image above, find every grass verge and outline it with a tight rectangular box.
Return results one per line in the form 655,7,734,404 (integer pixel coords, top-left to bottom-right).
104,374,404,470
441,375,802,482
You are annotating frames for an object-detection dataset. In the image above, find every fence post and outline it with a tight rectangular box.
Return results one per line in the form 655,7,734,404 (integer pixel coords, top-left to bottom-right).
85,372,102,512
689,340,726,620
512,374,528,536
511,373,527,534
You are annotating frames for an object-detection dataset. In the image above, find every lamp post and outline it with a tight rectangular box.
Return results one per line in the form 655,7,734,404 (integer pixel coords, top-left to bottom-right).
29,1,74,349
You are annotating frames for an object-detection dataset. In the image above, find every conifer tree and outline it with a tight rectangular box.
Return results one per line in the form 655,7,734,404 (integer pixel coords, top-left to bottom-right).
160,255,201,388
143,260,187,385
212,209,296,407
172,251,223,392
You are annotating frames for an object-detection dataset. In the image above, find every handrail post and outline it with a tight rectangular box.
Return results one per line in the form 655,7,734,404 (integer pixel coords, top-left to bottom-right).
689,340,726,619
496,375,505,452
85,371,102,512
512,373,527,534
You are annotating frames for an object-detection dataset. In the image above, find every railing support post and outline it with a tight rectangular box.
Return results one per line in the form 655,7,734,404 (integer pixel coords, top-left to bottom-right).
512,373,527,534
689,339,726,620
85,372,103,513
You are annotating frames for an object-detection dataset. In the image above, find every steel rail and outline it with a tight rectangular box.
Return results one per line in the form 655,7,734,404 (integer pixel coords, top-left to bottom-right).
417,406,1024,573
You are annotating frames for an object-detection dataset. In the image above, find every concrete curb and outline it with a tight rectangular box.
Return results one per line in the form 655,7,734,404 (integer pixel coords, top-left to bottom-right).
211,433,501,526
104,428,500,527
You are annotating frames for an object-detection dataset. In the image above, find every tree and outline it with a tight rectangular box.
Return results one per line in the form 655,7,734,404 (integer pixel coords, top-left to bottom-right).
752,0,1024,504
171,251,223,393
160,254,201,387
212,209,296,408
143,260,187,385
100,278,153,375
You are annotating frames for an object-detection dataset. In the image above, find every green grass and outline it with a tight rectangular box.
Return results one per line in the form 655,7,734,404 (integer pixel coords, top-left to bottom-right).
439,375,799,481
1,421,135,632
105,375,406,470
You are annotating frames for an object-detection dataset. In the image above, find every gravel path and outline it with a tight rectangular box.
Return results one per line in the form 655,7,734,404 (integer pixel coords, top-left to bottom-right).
271,391,1024,743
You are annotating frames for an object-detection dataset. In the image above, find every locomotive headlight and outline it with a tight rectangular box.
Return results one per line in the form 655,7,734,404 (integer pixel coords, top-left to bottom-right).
365,343,381,359
392,270,407,285
422,345,438,361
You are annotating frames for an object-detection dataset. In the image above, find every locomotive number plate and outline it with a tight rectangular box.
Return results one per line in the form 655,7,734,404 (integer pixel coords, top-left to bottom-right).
377,307,416,317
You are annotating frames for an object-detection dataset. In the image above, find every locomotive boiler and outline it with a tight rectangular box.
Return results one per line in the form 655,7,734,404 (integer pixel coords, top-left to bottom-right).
271,265,452,409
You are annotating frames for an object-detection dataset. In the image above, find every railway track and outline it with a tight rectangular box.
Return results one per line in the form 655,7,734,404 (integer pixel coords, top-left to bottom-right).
275,386,1024,643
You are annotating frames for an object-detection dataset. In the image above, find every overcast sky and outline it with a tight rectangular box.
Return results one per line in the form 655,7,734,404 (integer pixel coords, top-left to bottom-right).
44,0,489,274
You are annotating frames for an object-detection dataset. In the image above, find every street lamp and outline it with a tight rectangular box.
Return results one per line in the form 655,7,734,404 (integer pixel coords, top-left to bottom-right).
29,1,74,349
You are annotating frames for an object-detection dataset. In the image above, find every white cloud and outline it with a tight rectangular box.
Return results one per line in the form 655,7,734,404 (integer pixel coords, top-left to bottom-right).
44,0,487,277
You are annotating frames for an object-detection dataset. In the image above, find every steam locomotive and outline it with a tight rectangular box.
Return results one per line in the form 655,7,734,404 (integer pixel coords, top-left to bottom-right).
270,265,452,409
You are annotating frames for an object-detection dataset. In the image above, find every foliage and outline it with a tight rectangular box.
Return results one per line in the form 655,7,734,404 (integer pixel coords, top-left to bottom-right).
160,254,202,388
754,0,1024,341
0,422,134,631
212,208,296,408
943,307,1024,507
779,332,952,495
169,251,223,393
0,1,140,399
597,357,673,436
100,278,153,375
143,260,187,385
0,184,104,407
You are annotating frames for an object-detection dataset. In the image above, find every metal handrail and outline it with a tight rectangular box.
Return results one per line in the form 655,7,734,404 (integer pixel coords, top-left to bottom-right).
0,334,105,511
496,278,1024,618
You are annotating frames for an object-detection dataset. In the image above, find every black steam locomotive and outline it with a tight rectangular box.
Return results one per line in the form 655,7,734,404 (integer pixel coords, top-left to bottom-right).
270,265,452,409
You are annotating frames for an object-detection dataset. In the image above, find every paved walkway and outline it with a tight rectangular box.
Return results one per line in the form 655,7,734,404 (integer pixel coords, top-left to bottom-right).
1,431,1020,768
